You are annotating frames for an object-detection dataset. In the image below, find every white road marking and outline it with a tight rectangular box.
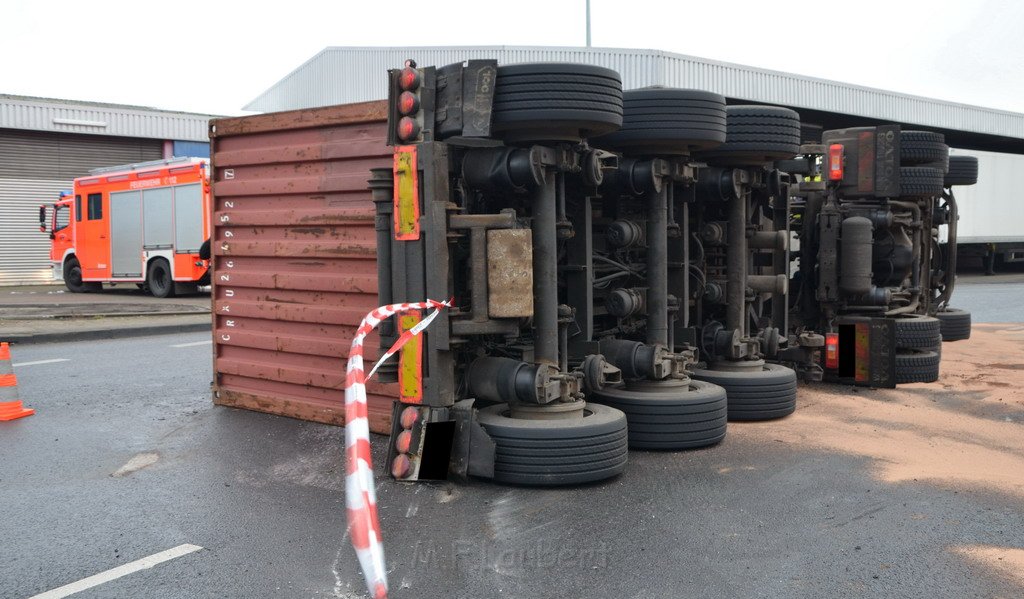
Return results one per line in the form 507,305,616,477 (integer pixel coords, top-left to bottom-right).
27,544,203,599
170,340,212,348
12,359,70,367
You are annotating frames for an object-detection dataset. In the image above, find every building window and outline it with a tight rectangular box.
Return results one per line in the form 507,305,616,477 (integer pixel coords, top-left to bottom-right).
75,195,82,222
87,193,103,220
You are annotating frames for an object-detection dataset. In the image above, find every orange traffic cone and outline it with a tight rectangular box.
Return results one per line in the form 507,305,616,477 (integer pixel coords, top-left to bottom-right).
0,342,34,421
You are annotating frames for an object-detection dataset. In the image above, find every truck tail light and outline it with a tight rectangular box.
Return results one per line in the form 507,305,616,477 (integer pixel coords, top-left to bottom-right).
395,430,413,454
389,61,426,144
399,66,421,91
825,332,839,369
828,144,844,181
397,117,421,142
391,454,411,479
399,406,419,429
398,91,420,115
388,403,456,481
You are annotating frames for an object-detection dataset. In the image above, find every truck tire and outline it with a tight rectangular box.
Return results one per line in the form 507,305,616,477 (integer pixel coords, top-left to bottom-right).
689,362,798,421
147,258,176,298
900,131,948,165
492,63,623,142
895,349,940,384
588,379,727,450
591,88,727,154
695,105,801,165
476,403,628,486
945,156,979,186
936,307,971,341
894,315,942,350
899,166,945,197
63,257,101,293
922,154,950,174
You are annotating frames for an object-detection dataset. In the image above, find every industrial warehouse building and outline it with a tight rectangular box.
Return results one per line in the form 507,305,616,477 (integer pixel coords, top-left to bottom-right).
246,45,1024,259
246,46,1024,152
0,95,214,285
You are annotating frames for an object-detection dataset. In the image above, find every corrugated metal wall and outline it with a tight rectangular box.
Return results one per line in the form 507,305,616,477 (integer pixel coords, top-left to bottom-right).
244,46,1024,140
0,129,164,285
0,178,72,284
209,101,397,432
0,129,163,179
0,95,212,142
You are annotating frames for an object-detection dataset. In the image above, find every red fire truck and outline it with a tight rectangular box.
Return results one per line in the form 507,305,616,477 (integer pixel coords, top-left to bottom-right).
39,157,211,297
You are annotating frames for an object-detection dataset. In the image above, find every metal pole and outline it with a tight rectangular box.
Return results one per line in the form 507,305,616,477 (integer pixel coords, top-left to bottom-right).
532,172,559,367
646,183,669,346
586,0,592,47
726,193,747,336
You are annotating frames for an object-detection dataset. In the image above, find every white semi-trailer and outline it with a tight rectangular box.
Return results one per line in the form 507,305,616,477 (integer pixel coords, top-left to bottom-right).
947,148,1024,272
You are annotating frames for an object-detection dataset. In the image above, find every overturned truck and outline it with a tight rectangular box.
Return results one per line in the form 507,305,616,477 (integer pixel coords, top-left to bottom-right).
785,127,975,386
371,60,820,485
208,57,973,487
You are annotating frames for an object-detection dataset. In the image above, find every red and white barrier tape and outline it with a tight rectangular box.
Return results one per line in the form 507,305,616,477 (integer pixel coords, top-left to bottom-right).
345,298,452,599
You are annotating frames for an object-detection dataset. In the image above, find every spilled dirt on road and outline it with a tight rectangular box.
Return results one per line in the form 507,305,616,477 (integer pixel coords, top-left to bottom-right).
729,324,1024,497
951,544,1024,587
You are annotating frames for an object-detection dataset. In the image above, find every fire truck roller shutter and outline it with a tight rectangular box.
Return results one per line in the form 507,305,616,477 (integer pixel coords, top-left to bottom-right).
109,190,144,278
173,183,204,253
143,187,174,250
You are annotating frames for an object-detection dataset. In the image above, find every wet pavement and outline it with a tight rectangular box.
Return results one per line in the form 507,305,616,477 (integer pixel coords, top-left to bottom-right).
2,327,1023,598
1,285,210,344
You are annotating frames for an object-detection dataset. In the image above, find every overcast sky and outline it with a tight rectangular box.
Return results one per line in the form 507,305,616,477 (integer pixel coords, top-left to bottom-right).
4,0,1023,116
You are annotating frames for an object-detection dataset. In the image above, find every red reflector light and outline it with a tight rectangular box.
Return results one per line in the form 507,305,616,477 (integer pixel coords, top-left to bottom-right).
399,67,421,91
828,144,844,181
398,91,420,115
391,454,411,479
397,117,421,141
395,430,413,454
399,406,419,429
825,332,839,369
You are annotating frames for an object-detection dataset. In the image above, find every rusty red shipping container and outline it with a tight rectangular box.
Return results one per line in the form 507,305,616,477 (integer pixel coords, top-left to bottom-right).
208,100,397,433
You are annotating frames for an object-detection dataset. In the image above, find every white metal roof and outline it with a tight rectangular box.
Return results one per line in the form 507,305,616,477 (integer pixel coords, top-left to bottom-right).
244,45,1024,143
0,94,215,142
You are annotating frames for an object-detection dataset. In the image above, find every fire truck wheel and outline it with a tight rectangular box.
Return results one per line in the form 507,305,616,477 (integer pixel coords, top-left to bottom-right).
588,379,727,450
945,156,979,186
936,308,972,341
900,131,948,166
591,88,727,154
694,105,801,165
491,63,624,142
894,315,942,351
894,349,941,384
689,363,798,421
899,166,945,197
63,257,100,293
147,259,176,298
476,403,628,486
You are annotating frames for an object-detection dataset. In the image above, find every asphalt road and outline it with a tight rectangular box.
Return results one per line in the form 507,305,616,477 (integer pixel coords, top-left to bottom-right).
3,332,1023,598
950,279,1024,323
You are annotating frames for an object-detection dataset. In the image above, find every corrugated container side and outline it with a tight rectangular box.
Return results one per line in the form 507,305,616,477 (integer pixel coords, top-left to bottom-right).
209,100,396,432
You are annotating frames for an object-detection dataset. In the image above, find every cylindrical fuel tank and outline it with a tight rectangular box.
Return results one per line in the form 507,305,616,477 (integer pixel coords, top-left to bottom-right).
840,216,873,295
